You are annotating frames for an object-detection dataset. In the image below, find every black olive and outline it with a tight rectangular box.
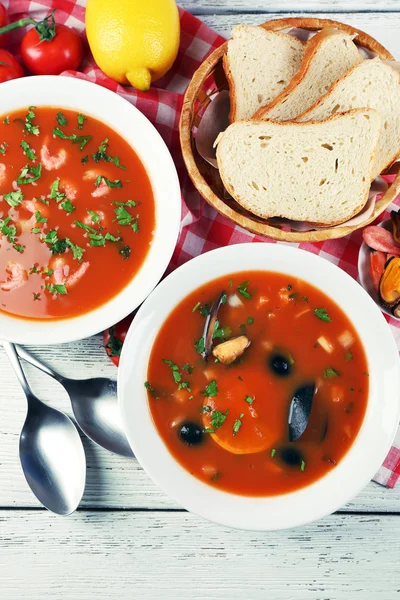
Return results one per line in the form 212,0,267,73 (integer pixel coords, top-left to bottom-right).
269,353,291,377
179,421,204,446
280,446,304,467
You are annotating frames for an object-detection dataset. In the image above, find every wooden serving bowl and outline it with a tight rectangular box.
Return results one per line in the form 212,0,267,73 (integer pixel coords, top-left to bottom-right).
180,17,400,243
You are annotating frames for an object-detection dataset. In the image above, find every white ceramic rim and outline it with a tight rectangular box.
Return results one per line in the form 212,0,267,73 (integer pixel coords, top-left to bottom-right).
0,76,181,344
119,243,400,531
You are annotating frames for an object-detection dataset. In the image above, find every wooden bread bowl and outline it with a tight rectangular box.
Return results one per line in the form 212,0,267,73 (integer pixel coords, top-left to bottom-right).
179,17,400,243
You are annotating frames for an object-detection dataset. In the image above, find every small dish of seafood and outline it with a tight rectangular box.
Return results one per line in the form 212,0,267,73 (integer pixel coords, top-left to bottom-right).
358,210,400,320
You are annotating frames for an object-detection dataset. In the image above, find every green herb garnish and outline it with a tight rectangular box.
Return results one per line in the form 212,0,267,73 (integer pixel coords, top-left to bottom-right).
60,199,75,214
345,351,353,361
194,337,205,355
182,363,193,374
49,179,65,202
237,280,252,299
192,301,201,312
91,138,127,170
0,142,8,155
45,283,67,295
301,460,305,472
162,359,181,384
244,395,254,405
77,114,87,130
86,209,101,224
3,190,23,208
233,413,244,436
56,112,68,127
313,308,331,322
81,155,89,165
324,367,340,379
201,380,218,397
270,448,276,457
16,163,42,185
95,175,122,189
53,127,92,151
246,317,254,324
24,106,39,136
119,245,131,260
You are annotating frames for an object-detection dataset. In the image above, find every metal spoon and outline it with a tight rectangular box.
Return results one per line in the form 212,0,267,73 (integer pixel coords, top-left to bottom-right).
2,341,86,515
15,344,133,458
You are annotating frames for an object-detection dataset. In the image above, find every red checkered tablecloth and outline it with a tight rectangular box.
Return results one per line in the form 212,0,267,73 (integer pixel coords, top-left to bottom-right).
4,0,399,487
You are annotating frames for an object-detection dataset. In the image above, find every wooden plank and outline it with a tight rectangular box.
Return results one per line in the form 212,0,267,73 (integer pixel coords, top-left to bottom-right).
0,341,399,511
1,510,399,599
199,12,400,58
182,1,400,13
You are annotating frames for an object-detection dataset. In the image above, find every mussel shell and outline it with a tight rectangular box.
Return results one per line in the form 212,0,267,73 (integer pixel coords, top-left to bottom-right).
288,383,315,442
201,291,226,361
379,257,400,308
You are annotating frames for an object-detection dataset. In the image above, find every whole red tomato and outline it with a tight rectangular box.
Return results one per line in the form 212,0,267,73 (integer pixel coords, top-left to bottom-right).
21,23,83,75
104,314,135,367
0,3,9,47
0,49,24,82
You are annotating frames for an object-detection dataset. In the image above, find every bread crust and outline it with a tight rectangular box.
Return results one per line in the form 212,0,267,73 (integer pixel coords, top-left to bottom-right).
222,26,304,123
296,59,400,175
216,109,380,227
252,28,361,121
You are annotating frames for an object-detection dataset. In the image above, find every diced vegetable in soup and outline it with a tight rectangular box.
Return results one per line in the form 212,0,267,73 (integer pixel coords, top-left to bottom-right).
146,272,369,497
0,107,155,319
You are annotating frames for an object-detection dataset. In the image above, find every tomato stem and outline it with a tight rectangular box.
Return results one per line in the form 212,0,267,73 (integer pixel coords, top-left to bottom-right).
0,10,57,42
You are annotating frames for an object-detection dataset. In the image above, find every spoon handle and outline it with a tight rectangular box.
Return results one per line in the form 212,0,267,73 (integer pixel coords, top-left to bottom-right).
2,341,36,400
15,345,62,382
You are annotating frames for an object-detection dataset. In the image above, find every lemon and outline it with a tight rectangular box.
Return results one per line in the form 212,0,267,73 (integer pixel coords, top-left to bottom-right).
85,0,180,91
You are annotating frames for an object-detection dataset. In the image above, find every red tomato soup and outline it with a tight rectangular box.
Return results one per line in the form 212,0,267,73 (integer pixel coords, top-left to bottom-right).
146,271,369,497
0,106,155,319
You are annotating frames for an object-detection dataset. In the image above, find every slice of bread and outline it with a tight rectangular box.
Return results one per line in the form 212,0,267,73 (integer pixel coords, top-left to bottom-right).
216,109,380,226
223,25,304,122
297,58,400,178
253,29,362,122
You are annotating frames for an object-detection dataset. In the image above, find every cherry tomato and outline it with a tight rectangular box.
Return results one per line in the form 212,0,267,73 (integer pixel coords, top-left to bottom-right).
21,24,83,75
104,314,135,367
0,49,24,83
0,3,9,47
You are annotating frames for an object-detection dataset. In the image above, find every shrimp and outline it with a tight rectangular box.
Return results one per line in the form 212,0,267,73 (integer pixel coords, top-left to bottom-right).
83,169,111,198
41,145,67,171
51,257,89,288
0,163,6,185
0,262,28,291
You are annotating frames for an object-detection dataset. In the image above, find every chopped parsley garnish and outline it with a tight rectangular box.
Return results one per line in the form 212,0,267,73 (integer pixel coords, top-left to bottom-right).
114,205,138,231
56,112,68,127
244,395,254,405
33,293,41,301
53,127,92,151
31,227,41,234
61,199,75,214
182,363,193,374
270,448,276,458
45,283,67,295
162,359,182,384
3,190,23,208
42,229,58,245
199,304,210,317
105,326,123,358
29,265,39,274
3,117,9,125
364,371,369,377
345,351,353,361
313,308,331,322
201,379,218,397
35,210,47,223
50,238,69,255
0,142,8,155
113,200,137,207
201,405,212,414
77,114,87,130
237,280,252,299
13,244,25,253
88,232,121,247
66,239,84,261
301,460,306,472
303,296,309,303
86,209,101,224
95,175,122,188
192,301,201,312
17,163,42,185
119,245,131,260
209,409,228,431
91,138,127,170
49,178,65,202
246,317,254,324
144,381,159,399
81,155,89,165
221,293,227,304
194,337,205,355
75,220,96,234
233,413,244,436
287,284,292,291
24,106,39,136
212,320,232,340
42,268,54,277
0,216,17,244
324,367,340,379
228,279,232,287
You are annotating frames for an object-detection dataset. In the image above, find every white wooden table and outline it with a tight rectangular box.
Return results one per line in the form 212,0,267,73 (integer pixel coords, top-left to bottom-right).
1,2,400,598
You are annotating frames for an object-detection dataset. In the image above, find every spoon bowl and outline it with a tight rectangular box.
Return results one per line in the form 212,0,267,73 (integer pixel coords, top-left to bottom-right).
3,341,86,515
20,396,86,515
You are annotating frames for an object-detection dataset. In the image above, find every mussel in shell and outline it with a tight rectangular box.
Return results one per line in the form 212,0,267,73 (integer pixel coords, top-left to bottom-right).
288,383,315,442
379,257,400,317
201,291,226,361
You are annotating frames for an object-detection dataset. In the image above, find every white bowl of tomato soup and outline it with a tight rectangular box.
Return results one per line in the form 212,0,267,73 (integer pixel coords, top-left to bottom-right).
119,243,400,531
0,76,180,344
